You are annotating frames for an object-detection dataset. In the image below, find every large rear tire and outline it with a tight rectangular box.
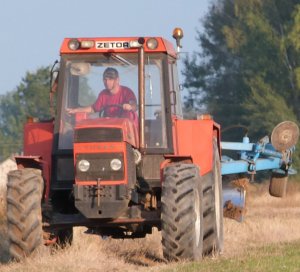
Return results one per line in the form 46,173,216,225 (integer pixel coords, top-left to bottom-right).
6,168,44,261
269,172,288,198
161,163,203,261
202,139,224,255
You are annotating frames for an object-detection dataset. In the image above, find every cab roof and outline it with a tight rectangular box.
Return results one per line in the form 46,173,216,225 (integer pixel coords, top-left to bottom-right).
60,37,177,58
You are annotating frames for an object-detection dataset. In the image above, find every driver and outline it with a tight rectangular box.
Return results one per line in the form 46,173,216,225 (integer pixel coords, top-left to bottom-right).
67,67,137,121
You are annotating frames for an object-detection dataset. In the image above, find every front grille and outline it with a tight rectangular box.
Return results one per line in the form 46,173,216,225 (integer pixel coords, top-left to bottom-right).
74,128,123,143
76,153,124,181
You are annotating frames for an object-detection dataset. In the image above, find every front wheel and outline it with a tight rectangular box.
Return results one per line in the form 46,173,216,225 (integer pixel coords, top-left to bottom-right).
6,168,44,261
161,163,203,261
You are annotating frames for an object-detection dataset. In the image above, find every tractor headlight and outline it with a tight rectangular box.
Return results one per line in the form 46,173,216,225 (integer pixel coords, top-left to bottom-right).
81,40,95,49
68,39,80,50
146,38,158,50
110,159,122,171
78,159,90,172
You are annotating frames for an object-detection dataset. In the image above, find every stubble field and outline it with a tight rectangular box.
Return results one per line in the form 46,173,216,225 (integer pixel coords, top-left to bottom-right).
0,180,300,272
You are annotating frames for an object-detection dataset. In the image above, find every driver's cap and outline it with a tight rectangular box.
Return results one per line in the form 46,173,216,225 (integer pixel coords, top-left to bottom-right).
103,67,119,79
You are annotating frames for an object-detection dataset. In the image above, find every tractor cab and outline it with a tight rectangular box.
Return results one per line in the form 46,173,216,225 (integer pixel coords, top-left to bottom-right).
49,34,185,206
55,37,183,153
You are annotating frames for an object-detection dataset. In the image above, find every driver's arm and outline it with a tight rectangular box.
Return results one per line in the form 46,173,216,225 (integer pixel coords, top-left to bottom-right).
66,105,94,114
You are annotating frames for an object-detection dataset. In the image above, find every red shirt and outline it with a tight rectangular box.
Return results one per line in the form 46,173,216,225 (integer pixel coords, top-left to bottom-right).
92,85,138,124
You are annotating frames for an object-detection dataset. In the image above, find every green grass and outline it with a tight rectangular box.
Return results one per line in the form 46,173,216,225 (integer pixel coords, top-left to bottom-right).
162,241,300,272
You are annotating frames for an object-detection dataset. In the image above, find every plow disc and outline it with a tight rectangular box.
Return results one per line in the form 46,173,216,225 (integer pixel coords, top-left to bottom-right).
271,121,299,152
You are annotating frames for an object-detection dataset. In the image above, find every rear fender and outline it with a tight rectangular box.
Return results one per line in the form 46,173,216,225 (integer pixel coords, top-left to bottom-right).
14,156,49,201
173,119,220,176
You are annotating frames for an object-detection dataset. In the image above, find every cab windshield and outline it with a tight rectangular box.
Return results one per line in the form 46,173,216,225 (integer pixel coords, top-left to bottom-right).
58,53,168,150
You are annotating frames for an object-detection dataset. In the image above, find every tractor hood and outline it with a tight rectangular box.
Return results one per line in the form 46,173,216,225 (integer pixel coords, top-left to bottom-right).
74,117,139,147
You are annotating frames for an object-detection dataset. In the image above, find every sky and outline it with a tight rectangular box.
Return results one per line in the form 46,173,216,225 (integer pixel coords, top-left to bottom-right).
0,0,211,95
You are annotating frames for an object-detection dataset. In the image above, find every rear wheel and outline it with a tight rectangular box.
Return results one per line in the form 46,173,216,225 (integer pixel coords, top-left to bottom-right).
269,172,288,197
202,139,224,255
161,163,203,261
6,168,44,261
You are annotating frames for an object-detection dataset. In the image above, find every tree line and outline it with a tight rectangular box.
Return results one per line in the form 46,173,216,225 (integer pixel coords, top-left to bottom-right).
0,67,51,159
0,0,299,168
183,0,300,167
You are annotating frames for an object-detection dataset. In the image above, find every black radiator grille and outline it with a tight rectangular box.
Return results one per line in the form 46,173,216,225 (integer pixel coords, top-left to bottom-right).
76,153,124,181
74,128,123,143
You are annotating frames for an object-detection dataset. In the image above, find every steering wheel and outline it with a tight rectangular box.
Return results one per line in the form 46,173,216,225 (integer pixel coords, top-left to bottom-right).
99,104,124,117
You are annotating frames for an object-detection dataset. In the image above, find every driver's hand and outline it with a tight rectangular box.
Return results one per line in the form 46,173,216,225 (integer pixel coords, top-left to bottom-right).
123,103,133,111
66,108,80,115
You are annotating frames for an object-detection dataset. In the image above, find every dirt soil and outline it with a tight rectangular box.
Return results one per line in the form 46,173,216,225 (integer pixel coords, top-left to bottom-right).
0,181,300,272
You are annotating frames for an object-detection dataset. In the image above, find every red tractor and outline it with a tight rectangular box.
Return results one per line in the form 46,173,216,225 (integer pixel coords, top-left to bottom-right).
6,29,224,261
